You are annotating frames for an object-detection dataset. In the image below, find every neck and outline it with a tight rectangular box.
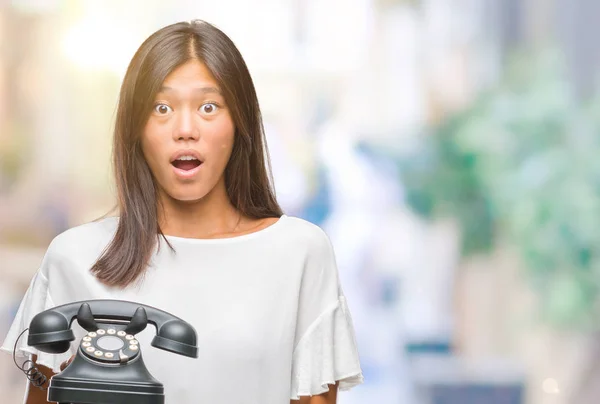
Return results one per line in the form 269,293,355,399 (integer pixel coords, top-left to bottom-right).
157,181,244,239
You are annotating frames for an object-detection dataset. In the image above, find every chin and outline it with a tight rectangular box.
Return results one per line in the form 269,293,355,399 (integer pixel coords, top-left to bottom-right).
176,195,208,204
166,190,209,203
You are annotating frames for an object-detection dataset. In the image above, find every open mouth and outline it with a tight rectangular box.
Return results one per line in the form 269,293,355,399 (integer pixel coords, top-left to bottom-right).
171,159,202,171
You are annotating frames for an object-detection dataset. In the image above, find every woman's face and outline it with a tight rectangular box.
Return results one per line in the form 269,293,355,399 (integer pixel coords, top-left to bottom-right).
141,59,235,203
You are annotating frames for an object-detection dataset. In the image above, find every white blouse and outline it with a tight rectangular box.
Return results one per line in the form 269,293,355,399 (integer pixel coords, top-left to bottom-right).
1,214,363,403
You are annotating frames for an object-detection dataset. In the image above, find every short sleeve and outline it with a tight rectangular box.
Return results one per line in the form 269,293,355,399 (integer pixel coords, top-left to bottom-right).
0,249,76,373
290,227,364,399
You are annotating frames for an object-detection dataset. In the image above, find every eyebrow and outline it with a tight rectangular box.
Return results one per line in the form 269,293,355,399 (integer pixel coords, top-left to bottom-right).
158,86,222,95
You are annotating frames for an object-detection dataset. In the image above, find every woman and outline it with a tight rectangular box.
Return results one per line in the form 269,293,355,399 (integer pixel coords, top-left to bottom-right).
1,20,363,403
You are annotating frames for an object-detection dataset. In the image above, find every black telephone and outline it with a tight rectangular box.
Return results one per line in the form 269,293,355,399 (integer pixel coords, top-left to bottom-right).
24,299,198,404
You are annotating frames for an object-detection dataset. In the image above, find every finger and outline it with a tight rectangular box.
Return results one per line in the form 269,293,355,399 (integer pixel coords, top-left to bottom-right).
59,355,75,371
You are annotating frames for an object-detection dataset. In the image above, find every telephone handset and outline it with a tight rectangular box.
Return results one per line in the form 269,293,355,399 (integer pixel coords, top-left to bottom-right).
24,299,198,404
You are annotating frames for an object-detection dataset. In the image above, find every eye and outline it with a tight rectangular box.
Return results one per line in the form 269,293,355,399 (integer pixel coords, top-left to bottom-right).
200,103,219,115
153,103,172,115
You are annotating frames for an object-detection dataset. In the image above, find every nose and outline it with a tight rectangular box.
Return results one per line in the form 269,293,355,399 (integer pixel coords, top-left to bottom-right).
172,109,199,141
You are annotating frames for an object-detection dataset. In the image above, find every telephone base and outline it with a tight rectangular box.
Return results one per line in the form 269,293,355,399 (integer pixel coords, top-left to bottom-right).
48,377,164,404
47,351,165,404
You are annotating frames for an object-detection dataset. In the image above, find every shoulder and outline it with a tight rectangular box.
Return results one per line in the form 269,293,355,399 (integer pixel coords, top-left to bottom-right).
279,215,334,258
280,215,329,240
46,216,119,263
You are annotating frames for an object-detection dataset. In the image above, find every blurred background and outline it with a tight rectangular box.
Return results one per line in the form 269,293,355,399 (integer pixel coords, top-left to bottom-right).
1,0,600,403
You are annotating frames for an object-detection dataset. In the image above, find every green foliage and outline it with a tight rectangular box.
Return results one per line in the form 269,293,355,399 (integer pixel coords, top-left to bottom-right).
400,51,600,329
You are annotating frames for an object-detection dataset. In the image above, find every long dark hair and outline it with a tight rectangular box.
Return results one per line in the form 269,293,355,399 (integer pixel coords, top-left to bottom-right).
91,20,283,288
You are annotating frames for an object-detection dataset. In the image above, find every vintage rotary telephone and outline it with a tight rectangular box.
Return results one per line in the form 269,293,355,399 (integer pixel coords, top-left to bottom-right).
15,300,198,404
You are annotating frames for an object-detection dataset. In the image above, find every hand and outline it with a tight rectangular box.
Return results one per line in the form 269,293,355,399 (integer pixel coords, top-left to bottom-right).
59,355,75,371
